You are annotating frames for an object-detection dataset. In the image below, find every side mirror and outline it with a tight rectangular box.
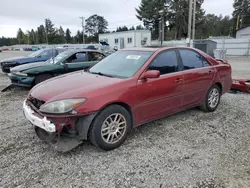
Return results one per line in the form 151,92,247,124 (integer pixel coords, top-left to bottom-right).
113,46,118,51
140,70,160,80
62,61,68,68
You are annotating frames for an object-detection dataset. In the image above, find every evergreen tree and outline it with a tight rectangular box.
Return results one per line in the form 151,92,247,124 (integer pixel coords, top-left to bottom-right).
58,26,66,43
233,0,250,29
129,26,135,30
135,0,166,39
65,28,71,43
45,18,57,44
37,25,46,44
116,26,129,32
16,28,27,44
136,25,144,30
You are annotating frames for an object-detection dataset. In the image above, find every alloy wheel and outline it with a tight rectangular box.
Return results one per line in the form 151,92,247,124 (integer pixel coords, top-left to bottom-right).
208,88,220,108
101,113,127,144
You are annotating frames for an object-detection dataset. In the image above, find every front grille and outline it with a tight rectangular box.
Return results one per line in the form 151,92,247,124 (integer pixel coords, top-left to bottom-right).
28,96,45,109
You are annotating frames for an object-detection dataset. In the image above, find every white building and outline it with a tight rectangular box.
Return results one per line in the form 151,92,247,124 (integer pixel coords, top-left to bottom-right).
98,30,152,50
236,26,250,39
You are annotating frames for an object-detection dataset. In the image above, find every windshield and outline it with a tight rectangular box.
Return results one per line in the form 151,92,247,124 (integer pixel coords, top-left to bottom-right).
28,49,45,57
48,50,74,64
89,50,154,78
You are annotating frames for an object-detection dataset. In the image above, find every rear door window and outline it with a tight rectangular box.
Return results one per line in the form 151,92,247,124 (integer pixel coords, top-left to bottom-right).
179,49,211,70
67,52,87,63
88,52,105,61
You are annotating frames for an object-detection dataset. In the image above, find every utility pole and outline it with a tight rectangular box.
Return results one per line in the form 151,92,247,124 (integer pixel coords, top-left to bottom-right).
161,14,164,46
192,0,196,40
45,18,49,44
159,0,167,46
236,15,240,31
188,0,193,41
79,16,85,44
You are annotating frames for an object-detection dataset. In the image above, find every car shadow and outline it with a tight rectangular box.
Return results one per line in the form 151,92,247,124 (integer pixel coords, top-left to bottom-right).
0,85,30,96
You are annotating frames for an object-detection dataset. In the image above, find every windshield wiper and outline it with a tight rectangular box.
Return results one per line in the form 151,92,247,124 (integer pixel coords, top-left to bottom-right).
89,71,114,78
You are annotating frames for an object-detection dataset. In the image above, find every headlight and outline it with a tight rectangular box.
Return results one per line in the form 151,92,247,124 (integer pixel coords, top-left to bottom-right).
5,62,17,66
13,72,28,76
39,98,87,114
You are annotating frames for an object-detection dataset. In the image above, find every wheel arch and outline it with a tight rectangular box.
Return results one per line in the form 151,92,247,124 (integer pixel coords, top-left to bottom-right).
77,101,134,141
100,102,134,127
214,82,223,94
32,72,54,86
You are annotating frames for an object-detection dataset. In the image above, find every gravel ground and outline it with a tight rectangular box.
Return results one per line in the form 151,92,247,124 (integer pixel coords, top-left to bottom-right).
0,51,250,188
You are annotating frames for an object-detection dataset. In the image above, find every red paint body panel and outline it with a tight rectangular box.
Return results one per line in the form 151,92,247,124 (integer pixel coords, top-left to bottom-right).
182,67,216,107
28,47,232,129
134,72,184,125
231,79,250,93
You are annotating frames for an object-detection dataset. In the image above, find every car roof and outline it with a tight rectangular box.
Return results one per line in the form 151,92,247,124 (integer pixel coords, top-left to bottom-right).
120,46,201,52
120,47,160,52
59,48,104,54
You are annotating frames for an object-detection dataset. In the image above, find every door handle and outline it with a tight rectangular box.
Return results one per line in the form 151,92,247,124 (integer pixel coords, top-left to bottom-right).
208,70,212,75
174,78,183,83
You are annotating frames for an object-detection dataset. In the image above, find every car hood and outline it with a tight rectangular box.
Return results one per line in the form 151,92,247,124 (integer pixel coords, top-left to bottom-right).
0,56,26,63
30,71,124,102
2,56,43,64
11,61,51,72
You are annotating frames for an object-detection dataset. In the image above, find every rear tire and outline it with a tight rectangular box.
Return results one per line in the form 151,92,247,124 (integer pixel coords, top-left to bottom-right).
88,105,131,151
34,73,53,85
200,84,221,112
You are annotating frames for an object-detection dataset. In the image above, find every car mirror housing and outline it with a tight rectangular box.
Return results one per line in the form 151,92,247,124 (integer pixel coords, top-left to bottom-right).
141,70,160,79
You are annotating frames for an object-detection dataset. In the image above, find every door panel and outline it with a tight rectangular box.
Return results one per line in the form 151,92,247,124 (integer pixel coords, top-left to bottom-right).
133,50,184,125
134,73,184,124
182,67,215,106
66,61,98,72
178,49,215,107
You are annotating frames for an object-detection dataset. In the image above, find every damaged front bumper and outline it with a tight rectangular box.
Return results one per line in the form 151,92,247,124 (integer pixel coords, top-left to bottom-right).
23,100,56,132
23,100,98,152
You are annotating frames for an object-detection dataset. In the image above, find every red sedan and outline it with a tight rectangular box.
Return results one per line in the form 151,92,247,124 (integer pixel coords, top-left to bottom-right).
23,47,232,152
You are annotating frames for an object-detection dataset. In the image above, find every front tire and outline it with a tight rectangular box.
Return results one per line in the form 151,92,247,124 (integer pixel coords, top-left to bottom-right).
34,73,53,85
200,84,221,112
88,105,131,151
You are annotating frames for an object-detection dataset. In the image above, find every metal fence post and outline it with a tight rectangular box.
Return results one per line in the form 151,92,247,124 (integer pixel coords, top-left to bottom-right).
248,39,250,57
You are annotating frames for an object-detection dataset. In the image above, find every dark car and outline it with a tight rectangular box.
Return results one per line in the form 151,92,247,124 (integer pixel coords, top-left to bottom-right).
23,47,232,152
7,49,106,88
0,48,65,73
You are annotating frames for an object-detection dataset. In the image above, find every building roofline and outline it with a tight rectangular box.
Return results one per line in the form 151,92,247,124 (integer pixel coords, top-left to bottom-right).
237,25,250,32
99,30,151,36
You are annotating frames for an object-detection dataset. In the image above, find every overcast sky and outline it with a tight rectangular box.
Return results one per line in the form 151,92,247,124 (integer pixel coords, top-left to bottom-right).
0,0,234,38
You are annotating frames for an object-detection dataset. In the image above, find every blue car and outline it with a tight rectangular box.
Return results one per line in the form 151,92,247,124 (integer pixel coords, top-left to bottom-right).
0,48,65,73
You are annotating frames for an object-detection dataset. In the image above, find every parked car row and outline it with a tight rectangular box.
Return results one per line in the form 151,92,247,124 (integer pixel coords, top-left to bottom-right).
0,48,65,73
8,49,106,88
1,46,233,152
